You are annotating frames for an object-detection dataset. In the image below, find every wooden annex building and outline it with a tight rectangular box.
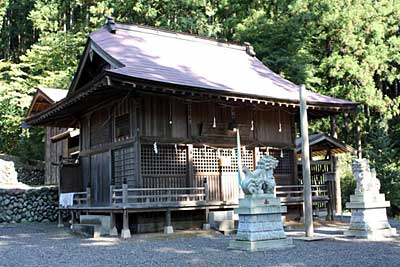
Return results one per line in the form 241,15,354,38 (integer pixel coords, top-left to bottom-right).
26,87,79,185
25,18,357,236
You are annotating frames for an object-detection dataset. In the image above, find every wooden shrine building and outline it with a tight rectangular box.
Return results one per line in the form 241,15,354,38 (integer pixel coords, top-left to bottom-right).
26,87,79,185
25,18,358,235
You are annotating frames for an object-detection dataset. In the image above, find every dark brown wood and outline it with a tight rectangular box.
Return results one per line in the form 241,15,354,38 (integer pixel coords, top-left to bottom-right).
90,152,110,205
52,84,309,220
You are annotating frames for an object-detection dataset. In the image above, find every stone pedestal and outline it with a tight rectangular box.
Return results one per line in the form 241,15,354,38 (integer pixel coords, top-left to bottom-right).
202,223,210,230
121,229,131,239
164,226,174,234
345,193,396,240
229,194,293,251
109,226,118,237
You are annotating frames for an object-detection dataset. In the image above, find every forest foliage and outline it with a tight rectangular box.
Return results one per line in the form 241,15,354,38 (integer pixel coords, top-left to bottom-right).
0,0,400,212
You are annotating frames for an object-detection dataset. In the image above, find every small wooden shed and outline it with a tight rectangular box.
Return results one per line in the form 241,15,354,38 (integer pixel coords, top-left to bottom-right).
26,87,79,184
295,133,355,217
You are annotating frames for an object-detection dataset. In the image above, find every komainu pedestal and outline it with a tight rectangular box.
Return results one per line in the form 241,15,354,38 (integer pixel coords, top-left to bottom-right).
345,159,396,240
229,156,293,251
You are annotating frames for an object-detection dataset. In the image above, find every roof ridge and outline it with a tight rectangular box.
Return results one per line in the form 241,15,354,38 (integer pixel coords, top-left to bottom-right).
114,22,246,51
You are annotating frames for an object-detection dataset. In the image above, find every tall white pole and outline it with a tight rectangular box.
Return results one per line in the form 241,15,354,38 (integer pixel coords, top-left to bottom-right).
299,84,314,237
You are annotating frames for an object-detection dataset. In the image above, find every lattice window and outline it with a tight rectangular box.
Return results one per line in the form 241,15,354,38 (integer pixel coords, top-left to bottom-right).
258,148,293,175
113,146,135,187
193,147,219,173
193,147,254,173
141,144,187,175
115,113,130,141
90,108,110,147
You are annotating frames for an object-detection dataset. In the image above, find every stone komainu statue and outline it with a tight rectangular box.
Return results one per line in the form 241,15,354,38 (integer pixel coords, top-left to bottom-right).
352,158,381,195
241,155,279,195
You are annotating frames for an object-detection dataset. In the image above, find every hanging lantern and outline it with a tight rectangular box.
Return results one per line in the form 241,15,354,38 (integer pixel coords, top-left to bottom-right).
280,149,284,158
251,120,254,131
213,116,217,128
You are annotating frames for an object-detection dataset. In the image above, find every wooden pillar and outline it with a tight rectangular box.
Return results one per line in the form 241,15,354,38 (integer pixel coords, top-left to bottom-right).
86,187,91,207
203,176,209,200
121,209,131,239
187,144,194,187
109,184,114,206
299,84,314,237
203,207,210,230
330,115,342,216
57,210,63,228
164,209,173,234
122,183,128,206
70,210,76,227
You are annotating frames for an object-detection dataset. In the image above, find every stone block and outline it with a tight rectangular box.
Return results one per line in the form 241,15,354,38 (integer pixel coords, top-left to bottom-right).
209,210,235,229
80,215,111,236
202,223,210,230
164,226,174,234
121,229,131,239
229,238,293,251
109,226,118,237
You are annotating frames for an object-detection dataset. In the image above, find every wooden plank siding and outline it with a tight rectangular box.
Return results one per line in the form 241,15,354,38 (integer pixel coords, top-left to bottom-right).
77,94,297,206
45,127,68,184
90,151,111,205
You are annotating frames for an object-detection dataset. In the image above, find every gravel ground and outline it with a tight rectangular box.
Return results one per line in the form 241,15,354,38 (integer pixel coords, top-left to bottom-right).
0,223,400,267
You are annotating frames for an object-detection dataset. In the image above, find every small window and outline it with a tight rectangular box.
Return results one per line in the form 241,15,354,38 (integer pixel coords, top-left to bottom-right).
115,114,130,140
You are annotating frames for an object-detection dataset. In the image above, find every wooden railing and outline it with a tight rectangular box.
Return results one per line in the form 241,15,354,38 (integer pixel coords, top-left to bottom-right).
110,184,208,206
276,184,329,206
72,187,91,206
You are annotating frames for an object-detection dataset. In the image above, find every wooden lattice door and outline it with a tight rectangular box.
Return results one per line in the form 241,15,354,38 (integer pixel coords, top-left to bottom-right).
192,147,254,202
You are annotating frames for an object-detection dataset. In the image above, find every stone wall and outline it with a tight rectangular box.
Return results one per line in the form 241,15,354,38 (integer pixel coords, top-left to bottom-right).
0,154,45,186
16,167,45,186
0,187,58,223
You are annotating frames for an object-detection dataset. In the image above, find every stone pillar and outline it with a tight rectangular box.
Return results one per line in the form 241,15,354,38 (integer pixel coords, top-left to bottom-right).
121,210,131,239
229,194,293,251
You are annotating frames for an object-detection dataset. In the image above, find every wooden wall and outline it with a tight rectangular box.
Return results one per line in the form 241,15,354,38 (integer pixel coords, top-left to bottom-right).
78,94,297,204
44,127,68,185
138,96,293,146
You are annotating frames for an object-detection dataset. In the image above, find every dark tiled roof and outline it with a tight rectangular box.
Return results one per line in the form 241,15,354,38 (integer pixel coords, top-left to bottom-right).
89,23,356,106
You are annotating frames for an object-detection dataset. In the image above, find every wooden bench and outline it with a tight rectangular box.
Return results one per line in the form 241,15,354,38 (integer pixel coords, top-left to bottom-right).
276,184,330,206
